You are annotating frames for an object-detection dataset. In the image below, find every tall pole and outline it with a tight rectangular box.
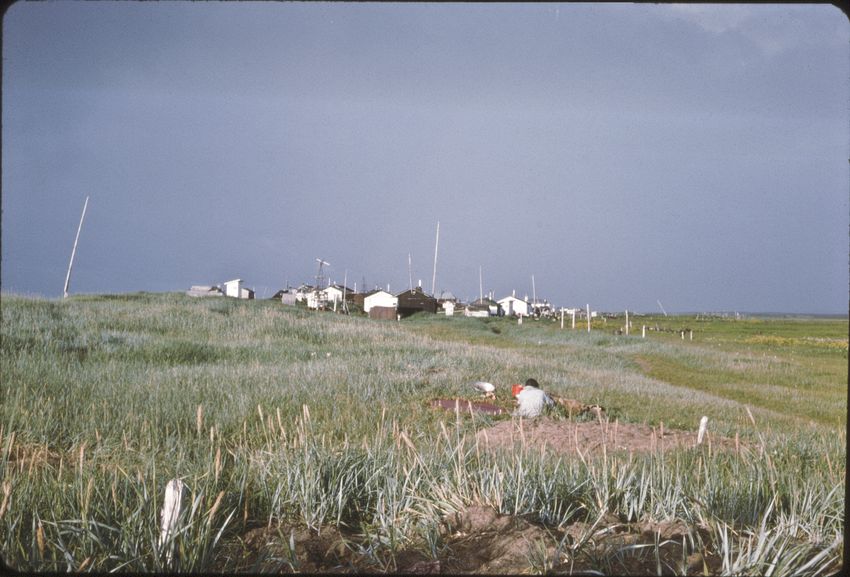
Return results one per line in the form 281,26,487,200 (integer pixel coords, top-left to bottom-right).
408,253,413,291
63,196,89,299
431,221,440,296
586,304,591,332
479,265,483,301
532,274,536,305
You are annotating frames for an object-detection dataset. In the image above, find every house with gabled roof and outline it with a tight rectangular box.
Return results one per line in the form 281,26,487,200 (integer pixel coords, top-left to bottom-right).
396,286,437,317
363,289,398,314
498,292,531,317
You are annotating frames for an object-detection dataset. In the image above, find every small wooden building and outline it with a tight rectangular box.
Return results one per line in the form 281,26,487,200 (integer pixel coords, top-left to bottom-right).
369,306,397,320
396,287,438,317
363,290,398,314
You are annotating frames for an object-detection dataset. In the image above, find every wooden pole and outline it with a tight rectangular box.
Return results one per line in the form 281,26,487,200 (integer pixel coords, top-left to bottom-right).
571,310,576,329
586,304,591,332
560,308,564,329
63,196,89,299
625,310,629,335
642,325,646,338
431,221,440,296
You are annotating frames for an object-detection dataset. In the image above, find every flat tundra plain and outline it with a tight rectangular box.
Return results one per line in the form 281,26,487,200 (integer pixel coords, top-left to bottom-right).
1,293,846,574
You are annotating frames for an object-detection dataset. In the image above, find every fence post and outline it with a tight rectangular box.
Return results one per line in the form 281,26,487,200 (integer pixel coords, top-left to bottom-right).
586,304,591,332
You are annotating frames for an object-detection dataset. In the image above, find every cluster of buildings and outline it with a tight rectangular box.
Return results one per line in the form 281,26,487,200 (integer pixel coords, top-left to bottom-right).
187,278,572,320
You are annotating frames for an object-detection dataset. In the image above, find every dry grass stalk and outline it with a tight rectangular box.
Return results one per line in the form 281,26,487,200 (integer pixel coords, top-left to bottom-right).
196,405,204,436
78,556,91,571
207,490,225,523
36,520,45,558
0,481,11,520
214,447,222,484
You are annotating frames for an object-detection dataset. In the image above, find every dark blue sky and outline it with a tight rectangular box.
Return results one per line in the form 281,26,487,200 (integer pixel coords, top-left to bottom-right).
3,2,848,313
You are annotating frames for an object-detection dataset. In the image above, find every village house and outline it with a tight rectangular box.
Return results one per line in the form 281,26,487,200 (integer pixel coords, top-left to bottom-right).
465,297,502,317
321,284,354,306
271,288,298,305
186,285,223,298
363,289,398,319
498,292,532,317
222,279,254,300
396,286,438,318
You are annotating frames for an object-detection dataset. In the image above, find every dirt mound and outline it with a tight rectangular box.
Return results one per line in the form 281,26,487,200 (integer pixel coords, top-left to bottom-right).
477,416,739,455
217,505,726,575
440,506,724,575
215,523,359,573
439,505,558,573
430,398,507,415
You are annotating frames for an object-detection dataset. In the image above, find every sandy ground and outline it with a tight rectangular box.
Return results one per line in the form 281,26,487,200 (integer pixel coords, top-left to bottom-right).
476,415,740,455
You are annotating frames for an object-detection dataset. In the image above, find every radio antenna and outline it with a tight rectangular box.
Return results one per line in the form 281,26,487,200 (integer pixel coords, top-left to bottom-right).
63,196,89,299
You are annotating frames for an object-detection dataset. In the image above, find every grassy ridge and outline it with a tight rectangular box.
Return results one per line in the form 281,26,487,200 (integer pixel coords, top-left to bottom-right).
0,293,845,573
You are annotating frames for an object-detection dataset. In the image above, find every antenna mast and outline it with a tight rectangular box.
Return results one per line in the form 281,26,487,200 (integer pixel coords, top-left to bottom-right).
314,258,330,310
532,274,537,305
479,265,483,301
63,196,89,299
431,221,440,296
657,299,668,317
408,252,413,291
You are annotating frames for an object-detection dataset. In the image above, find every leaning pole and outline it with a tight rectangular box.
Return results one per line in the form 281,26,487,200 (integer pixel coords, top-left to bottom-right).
63,196,89,299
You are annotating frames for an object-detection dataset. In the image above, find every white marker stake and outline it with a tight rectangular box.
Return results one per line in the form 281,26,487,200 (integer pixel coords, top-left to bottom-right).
697,416,709,446
586,304,591,332
159,479,184,565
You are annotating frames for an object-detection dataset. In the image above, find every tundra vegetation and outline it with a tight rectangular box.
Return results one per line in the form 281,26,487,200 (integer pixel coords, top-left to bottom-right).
0,292,845,574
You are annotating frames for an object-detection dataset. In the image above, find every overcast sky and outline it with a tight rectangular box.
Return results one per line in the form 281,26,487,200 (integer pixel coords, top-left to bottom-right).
2,2,848,313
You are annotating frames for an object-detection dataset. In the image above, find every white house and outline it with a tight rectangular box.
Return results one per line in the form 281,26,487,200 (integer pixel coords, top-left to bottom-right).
222,279,254,299
498,294,531,317
442,301,456,316
223,279,243,298
363,290,397,313
322,284,353,305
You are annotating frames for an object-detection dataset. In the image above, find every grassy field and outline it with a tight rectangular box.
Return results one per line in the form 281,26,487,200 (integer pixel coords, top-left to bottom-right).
1,293,846,574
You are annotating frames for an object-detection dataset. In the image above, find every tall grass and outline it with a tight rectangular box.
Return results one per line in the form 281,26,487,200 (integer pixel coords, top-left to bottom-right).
0,293,845,573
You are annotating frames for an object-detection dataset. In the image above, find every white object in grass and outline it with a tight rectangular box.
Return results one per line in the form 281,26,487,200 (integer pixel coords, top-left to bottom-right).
697,416,709,445
472,381,496,398
159,478,184,563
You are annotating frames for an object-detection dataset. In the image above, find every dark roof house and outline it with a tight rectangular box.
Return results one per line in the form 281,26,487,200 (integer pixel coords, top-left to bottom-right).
396,287,438,317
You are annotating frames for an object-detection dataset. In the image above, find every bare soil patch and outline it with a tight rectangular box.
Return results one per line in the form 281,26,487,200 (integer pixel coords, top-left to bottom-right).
217,505,725,574
430,398,506,415
477,416,739,455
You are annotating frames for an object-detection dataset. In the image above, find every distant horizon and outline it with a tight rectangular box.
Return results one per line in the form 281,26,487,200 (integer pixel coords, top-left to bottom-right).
2,288,847,319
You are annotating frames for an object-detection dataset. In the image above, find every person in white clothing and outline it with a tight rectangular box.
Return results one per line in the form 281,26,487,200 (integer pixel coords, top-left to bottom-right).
512,378,554,418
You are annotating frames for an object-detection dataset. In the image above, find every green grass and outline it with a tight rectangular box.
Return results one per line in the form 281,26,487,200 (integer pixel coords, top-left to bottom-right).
0,293,845,573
